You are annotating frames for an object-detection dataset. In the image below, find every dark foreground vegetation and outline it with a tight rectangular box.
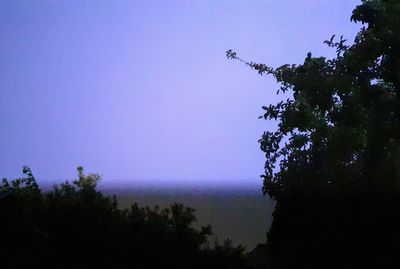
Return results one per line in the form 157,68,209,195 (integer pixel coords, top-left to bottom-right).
228,0,400,268
0,167,250,269
2,0,400,268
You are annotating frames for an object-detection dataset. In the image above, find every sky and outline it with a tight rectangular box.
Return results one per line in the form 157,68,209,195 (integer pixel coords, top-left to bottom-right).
0,0,361,188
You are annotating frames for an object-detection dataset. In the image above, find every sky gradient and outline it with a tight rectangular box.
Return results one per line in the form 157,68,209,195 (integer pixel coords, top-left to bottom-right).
1,0,360,188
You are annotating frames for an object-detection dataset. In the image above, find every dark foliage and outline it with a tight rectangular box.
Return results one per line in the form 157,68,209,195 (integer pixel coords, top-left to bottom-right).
228,0,400,268
0,167,249,269
267,189,400,269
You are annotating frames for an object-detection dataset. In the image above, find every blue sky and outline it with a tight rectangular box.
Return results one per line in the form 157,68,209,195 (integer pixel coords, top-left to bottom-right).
0,0,360,187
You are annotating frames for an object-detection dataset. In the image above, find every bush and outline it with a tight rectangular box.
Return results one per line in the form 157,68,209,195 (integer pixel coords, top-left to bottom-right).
0,167,249,269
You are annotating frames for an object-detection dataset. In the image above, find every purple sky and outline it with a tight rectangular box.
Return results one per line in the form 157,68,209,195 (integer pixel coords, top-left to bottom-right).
0,0,360,188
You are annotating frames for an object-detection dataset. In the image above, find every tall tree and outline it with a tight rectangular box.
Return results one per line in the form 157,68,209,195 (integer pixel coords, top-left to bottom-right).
228,0,400,268
227,0,400,200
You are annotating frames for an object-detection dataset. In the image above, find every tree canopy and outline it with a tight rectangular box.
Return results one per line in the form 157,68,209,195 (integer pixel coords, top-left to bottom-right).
228,0,400,200
228,0,400,268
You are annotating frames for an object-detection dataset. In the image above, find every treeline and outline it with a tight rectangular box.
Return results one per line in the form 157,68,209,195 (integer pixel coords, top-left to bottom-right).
0,166,251,269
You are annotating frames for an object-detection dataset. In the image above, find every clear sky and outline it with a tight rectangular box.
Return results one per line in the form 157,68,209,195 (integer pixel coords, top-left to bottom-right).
0,0,361,188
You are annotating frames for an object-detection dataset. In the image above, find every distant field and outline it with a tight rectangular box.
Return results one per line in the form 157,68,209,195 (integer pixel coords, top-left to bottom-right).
101,187,275,251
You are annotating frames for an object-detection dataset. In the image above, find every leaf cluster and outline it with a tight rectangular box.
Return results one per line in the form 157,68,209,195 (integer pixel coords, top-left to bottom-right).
228,0,400,200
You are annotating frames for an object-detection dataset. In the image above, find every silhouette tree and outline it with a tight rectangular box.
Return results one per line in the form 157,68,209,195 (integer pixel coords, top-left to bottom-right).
228,0,400,268
0,166,250,269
